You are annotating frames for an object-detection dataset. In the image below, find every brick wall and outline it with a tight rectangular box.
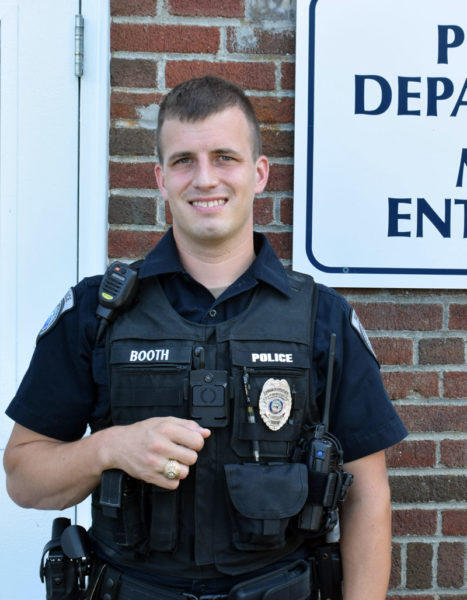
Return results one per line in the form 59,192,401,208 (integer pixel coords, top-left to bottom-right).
108,1,466,597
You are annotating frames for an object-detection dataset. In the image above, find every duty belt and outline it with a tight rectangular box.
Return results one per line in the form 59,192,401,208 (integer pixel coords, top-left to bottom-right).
92,559,312,600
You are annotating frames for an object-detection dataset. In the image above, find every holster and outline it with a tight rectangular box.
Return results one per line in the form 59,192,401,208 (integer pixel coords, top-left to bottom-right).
311,544,342,600
40,518,92,600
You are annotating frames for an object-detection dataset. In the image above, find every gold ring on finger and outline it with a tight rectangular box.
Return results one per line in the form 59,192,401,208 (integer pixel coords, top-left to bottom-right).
163,459,181,480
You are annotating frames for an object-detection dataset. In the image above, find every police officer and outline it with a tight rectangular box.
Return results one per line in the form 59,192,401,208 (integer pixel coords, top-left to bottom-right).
4,76,407,600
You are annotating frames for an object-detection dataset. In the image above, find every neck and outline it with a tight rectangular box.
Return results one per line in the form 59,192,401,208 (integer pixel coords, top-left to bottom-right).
173,230,256,290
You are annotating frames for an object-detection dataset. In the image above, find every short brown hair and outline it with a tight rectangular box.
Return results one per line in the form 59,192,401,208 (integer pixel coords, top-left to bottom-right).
157,76,262,162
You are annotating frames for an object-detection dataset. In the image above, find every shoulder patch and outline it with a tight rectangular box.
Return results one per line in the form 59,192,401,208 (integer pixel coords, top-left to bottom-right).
350,308,377,361
37,288,75,342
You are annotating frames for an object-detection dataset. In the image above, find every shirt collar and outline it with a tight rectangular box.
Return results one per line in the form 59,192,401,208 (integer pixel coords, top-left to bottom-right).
138,228,292,298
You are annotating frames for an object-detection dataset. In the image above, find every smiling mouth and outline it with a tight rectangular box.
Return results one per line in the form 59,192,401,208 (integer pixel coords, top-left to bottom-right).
191,199,227,208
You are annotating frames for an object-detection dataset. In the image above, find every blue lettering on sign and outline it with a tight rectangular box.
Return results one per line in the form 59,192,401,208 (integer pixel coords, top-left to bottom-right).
355,75,391,115
457,148,467,187
388,198,467,238
438,25,465,64
354,25,467,117
388,198,411,237
355,75,467,116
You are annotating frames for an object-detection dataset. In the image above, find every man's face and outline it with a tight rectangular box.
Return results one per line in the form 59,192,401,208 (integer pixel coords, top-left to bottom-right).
155,106,269,249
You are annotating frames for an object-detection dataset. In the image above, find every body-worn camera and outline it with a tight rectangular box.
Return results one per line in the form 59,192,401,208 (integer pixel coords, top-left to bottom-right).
190,369,230,428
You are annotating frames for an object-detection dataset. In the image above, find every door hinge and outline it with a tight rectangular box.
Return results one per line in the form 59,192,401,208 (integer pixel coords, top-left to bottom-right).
75,14,84,77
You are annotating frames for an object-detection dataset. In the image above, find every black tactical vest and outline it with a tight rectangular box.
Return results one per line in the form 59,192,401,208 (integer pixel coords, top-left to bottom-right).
91,271,321,576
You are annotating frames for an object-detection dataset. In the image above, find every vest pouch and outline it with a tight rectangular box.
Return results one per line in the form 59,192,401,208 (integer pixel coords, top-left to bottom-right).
116,482,147,548
149,486,179,552
94,474,147,550
230,340,311,459
110,364,189,424
109,342,193,424
224,463,308,551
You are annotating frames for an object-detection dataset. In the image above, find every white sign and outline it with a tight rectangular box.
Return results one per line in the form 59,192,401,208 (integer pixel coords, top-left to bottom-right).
293,0,467,288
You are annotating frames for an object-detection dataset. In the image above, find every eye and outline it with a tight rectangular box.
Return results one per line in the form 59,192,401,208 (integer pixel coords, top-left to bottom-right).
173,156,192,166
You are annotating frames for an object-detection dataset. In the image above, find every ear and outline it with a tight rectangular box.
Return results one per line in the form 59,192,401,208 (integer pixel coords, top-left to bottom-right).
254,155,269,195
154,163,168,200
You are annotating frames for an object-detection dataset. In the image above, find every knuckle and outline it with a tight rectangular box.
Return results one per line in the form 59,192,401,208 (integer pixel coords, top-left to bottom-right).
185,451,198,466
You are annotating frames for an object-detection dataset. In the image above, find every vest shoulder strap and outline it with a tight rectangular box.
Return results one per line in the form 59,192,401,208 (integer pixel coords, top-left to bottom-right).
285,270,320,425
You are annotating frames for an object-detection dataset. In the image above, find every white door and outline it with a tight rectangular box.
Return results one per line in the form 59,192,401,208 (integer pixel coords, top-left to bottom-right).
0,1,109,597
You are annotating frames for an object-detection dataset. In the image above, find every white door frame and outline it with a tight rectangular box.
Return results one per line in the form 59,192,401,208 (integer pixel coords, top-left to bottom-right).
80,0,110,279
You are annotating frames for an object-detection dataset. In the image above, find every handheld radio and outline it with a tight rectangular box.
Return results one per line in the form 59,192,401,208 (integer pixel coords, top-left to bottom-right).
95,261,139,343
298,333,353,535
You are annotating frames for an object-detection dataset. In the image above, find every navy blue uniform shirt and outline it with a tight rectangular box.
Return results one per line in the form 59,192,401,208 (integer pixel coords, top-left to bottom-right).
6,229,407,462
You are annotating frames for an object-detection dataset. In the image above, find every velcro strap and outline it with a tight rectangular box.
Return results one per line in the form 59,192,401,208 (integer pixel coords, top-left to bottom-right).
100,469,124,517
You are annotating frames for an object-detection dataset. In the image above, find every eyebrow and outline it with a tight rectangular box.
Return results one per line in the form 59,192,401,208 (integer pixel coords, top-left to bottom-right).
167,148,242,163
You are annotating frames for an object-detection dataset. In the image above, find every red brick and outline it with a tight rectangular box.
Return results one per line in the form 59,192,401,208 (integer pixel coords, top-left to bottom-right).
437,542,464,588
111,92,161,120
370,337,413,365
108,229,164,259
389,543,402,588
111,24,220,54
110,127,156,157
109,196,157,226
406,543,433,589
419,338,465,365
444,371,467,398
111,0,157,16
449,303,467,329
227,28,295,55
443,509,467,536
267,232,292,260
111,58,157,88
392,509,437,536
382,372,439,400
165,61,276,91
253,197,273,226
440,439,467,468
351,302,443,331
266,164,293,192
386,440,436,468
109,161,156,189
281,62,295,89
261,128,294,158
396,405,466,432
251,96,294,124
280,197,293,225
168,0,245,17
390,474,466,503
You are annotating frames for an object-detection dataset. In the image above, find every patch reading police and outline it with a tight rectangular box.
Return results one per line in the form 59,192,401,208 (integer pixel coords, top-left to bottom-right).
259,378,292,431
350,308,377,361
37,288,75,342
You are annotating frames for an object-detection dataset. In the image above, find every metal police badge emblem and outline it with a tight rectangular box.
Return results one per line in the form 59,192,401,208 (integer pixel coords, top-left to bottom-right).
259,378,292,431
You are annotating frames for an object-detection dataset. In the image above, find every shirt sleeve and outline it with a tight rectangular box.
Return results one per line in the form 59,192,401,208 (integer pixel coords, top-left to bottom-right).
314,285,408,463
5,276,102,442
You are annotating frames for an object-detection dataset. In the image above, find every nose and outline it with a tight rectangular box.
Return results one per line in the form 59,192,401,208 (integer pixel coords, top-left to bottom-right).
192,156,218,190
